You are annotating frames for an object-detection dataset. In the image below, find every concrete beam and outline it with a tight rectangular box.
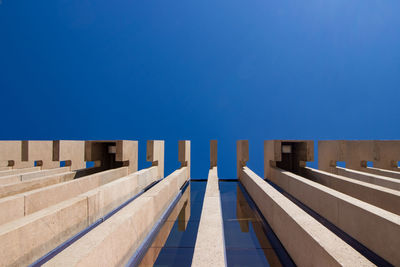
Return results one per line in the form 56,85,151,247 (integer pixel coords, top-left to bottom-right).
336,167,400,191
147,140,164,179
44,167,189,267
237,142,372,266
0,165,160,266
301,167,400,215
192,167,226,267
268,167,400,266
318,140,400,173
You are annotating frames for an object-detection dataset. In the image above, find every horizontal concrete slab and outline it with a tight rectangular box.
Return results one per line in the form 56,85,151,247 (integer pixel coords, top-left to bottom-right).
302,167,400,215
357,167,400,180
0,167,40,178
241,167,372,267
336,167,400,191
44,167,189,267
269,167,400,266
192,167,226,267
0,166,160,266
0,172,75,199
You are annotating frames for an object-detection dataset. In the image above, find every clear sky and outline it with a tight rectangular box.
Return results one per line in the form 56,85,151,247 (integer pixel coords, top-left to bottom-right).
1,0,399,178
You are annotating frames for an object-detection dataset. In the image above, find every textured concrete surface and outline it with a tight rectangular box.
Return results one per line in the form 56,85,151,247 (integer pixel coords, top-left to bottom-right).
269,167,400,266
302,167,400,215
192,167,226,267
240,167,373,267
44,166,189,267
0,167,40,178
336,167,400,190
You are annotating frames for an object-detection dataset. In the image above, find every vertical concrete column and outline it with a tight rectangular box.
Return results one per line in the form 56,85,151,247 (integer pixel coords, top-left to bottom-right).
236,140,249,178
0,141,33,169
179,140,191,178
210,140,217,168
23,141,59,169
53,140,85,171
147,140,165,179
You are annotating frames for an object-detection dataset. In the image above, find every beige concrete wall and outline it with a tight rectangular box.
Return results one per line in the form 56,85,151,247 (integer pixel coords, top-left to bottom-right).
269,166,400,266
192,167,226,267
44,167,189,267
301,167,400,215
0,166,160,266
336,167,400,191
240,167,373,266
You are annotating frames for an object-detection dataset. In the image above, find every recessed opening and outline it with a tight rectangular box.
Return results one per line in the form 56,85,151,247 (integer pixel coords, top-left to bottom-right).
366,161,373,167
86,161,95,168
336,161,346,168
34,160,43,167
398,161,400,167
60,161,66,167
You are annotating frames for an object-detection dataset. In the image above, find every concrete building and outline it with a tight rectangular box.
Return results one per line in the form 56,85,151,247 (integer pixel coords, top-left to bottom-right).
0,140,399,266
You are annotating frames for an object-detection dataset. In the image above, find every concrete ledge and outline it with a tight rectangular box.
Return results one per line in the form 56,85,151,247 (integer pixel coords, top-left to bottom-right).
0,196,89,267
0,167,40,178
364,167,400,179
302,167,400,215
0,166,160,266
0,172,75,199
44,167,189,267
269,167,400,266
192,167,226,267
24,167,128,215
241,167,373,266
337,167,400,190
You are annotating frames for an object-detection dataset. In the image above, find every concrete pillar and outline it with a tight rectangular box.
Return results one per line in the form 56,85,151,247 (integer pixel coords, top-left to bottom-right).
147,140,164,179
237,140,249,178
0,141,33,169
210,140,217,168
179,140,190,178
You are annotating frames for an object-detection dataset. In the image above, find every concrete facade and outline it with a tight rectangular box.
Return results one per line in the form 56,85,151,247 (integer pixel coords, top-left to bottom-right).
0,139,398,266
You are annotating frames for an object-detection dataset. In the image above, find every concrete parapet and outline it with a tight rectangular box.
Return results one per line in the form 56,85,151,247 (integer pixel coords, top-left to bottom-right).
318,140,400,173
301,167,400,215
269,167,400,266
0,167,70,186
192,166,226,267
336,167,400,191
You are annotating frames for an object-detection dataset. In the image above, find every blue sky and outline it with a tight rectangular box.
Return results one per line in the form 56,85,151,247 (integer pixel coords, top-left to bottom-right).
1,0,399,178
